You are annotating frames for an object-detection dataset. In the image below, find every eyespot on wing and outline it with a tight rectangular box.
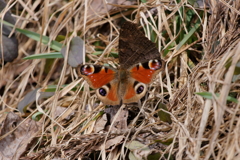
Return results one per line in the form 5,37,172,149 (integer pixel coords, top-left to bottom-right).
130,60,162,84
78,65,116,88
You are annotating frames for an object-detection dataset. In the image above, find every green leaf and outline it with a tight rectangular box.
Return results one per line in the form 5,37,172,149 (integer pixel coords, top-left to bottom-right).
23,52,63,59
195,92,215,99
16,28,62,51
155,138,173,145
148,153,174,160
56,35,66,42
147,153,161,160
176,22,200,50
129,152,138,160
1,19,62,51
195,92,239,103
227,95,239,103
158,103,172,124
32,112,43,121
125,141,147,150
126,141,151,160
44,59,55,74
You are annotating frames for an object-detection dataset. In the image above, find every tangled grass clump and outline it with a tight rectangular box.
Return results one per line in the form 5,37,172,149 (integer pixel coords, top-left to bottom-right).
0,0,240,159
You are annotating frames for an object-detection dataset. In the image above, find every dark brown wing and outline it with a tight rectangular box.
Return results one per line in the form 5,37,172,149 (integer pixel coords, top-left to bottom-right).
119,21,161,69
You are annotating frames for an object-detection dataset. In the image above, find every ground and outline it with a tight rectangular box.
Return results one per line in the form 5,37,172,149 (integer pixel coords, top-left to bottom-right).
0,0,240,159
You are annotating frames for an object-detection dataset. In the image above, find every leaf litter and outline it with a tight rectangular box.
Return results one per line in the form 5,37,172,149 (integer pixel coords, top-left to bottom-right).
0,0,240,159
0,112,40,160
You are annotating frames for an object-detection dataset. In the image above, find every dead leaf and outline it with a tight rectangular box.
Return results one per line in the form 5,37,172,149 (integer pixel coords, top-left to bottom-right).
55,106,75,121
104,135,125,151
105,105,128,132
0,112,40,160
111,106,128,132
94,114,108,133
126,141,151,159
0,60,32,89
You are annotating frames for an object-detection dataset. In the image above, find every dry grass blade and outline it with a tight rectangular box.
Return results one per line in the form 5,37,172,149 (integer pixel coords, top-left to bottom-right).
0,0,240,159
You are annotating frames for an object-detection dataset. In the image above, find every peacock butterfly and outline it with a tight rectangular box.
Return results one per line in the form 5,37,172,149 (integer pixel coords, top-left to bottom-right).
78,21,163,105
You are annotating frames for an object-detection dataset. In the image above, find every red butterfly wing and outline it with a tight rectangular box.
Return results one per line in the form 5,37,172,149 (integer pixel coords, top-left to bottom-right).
79,65,116,89
130,60,162,84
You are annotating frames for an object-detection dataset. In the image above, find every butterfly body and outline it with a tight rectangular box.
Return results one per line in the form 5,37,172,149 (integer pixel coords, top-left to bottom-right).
78,21,163,105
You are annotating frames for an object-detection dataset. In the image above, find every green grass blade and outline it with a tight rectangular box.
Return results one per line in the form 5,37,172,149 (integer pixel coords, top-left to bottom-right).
23,52,63,59
16,28,62,51
1,19,62,51
195,92,238,103
176,22,200,50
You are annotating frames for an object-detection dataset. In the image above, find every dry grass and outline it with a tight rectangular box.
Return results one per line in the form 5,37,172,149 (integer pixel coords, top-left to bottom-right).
0,0,240,159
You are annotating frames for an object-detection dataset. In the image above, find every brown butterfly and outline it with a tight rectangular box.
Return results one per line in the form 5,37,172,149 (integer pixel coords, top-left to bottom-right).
78,21,163,105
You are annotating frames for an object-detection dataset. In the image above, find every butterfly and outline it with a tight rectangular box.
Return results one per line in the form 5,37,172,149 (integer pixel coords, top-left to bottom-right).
78,21,163,105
